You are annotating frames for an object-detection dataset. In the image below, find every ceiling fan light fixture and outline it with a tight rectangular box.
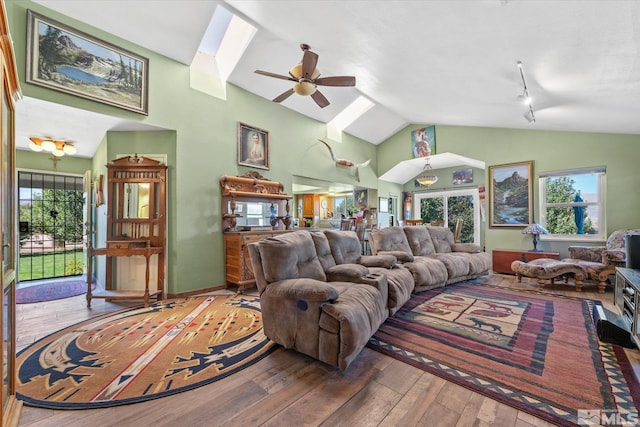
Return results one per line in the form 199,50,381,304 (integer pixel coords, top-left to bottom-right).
289,63,320,80
293,81,316,96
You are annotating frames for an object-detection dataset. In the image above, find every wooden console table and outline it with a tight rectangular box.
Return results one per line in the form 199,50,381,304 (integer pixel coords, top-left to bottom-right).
492,249,560,274
87,239,163,307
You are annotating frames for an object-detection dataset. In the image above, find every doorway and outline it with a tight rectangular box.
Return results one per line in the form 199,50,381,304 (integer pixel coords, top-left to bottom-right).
18,171,85,282
413,188,481,244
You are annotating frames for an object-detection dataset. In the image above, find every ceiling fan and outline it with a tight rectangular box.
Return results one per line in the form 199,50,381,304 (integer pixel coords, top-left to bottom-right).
254,43,356,108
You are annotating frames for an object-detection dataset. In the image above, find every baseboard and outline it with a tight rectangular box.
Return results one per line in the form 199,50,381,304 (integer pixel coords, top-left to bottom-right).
166,284,227,298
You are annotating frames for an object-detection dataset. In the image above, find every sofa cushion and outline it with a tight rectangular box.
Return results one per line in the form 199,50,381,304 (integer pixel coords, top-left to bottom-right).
319,282,388,370
258,231,327,283
430,253,471,277
452,243,481,253
403,226,436,256
323,229,362,264
368,226,413,255
403,257,449,291
427,225,454,253
369,265,414,315
310,231,337,270
379,250,415,262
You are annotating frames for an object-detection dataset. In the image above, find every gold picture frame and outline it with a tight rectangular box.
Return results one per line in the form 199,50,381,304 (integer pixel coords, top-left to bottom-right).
488,161,533,227
237,122,269,170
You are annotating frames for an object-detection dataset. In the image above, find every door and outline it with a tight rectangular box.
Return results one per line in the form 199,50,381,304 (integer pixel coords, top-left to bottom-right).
17,172,85,281
83,170,92,276
413,188,481,244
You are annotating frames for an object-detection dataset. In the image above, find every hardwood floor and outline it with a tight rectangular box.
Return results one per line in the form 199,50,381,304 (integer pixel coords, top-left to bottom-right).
15,274,640,427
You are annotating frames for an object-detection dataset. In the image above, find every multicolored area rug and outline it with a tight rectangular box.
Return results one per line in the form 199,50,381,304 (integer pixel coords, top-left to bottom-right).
367,282,640,427
16,280,92,304
17,294,275,409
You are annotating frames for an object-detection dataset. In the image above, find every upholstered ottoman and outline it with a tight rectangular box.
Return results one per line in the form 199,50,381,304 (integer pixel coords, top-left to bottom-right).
511,258,588,291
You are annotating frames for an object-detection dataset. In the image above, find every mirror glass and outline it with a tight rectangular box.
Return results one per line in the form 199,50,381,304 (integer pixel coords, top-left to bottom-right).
229,201,279,227
122,183,151,218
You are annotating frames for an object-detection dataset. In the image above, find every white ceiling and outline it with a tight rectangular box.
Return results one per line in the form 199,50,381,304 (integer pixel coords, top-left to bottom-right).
17,0,640,158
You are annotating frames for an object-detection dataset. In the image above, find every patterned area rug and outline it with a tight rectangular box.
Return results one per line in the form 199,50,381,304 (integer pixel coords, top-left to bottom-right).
16,294,275,409
16,280,92,304
367,281,640,427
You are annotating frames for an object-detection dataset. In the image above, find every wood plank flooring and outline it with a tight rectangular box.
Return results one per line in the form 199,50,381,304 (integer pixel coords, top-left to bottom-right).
15,274,640,427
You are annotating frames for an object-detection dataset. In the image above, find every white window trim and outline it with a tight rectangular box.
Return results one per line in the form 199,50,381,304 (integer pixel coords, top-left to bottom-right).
538,171,606,243
413,188,481,245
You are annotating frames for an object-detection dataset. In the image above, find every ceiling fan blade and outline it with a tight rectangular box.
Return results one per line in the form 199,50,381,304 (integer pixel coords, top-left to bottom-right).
311,90,330,108
314,76,356,87
302,50,319,79
255,70,296,82
273,88,295,103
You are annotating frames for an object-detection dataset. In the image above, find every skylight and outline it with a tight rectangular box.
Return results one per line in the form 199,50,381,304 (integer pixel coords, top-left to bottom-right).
327,96,375,141
190,5,256,97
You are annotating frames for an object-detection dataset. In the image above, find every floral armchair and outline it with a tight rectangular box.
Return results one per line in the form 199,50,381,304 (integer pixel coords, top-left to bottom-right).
563,229,639,292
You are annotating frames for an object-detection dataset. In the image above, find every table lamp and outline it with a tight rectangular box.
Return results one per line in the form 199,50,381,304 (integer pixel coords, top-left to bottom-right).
522,222,548,252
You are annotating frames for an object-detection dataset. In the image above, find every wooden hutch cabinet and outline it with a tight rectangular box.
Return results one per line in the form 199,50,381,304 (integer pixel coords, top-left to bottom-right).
87,155,167,307
220,172,291,292
0,1,22,424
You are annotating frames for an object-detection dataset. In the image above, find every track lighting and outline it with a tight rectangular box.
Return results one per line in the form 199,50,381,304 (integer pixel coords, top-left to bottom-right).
517,61,535,123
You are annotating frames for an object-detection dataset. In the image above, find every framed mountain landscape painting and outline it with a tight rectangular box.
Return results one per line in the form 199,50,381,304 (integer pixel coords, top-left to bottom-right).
26,10,149,114
488,161,533,227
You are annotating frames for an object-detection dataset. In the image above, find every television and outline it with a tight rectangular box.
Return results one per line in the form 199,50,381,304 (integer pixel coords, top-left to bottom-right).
625,232,640,269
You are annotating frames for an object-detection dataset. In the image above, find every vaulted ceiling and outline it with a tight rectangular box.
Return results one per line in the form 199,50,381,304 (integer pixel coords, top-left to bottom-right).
16,0,640,158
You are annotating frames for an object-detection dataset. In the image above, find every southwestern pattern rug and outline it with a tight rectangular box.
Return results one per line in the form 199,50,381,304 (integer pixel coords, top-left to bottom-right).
367,282,640,427
17,294,275,409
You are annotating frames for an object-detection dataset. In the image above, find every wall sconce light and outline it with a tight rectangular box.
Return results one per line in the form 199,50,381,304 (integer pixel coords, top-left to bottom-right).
416,175,439,187
29,137,77,157
517,61,536,123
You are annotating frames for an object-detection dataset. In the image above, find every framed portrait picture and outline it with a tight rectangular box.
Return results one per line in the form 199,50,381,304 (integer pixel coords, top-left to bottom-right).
488,161,533,227
26,10,149,115
411,125,436,158
237,123,269,169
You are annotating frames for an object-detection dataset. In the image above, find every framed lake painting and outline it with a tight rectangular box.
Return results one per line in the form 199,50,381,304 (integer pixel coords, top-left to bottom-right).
26,10,149,115
488,161,533,227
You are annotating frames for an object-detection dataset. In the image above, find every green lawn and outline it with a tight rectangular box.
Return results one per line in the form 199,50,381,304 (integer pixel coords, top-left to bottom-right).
19,250,84,282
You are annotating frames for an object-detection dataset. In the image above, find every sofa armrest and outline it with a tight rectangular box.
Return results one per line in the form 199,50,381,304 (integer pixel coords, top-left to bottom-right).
378,250,415,263
325,264,370,282
603,249,626,263
264,278,340,302
451,243,481,253
568,245,605,263
358,254,397,269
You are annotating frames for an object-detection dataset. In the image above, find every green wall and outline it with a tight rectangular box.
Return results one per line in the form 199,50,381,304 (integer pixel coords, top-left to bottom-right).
378,124,640,256
8,0,377,293
10,1,640,293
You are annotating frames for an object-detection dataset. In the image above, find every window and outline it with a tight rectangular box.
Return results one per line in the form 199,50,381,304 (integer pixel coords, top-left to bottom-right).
538,167,606,241
246,203,265,225
333,194,355,217
413,188,481,244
